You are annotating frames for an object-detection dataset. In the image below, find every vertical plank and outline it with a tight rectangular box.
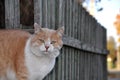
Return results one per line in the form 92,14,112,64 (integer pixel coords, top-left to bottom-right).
70,48,73,80
42,0,48,27
77,5,82,40
69,0,72,37
56,49,62,80
65,47,69,80
49,0,55,29
57,0,65,27
76,50,79,80
73,1,79,39
74,49,77,80
14,0,20,29
5,0,20,29
80,7,86,42
34,0,42,25
46,0,50,28
62,48,65,80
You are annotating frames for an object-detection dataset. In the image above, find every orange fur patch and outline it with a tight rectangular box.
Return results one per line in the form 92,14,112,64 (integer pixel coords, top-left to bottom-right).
0,30,30,79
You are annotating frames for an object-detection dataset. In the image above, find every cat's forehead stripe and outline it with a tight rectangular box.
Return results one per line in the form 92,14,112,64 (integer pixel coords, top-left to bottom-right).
42,28,56,33
41,28,57,38
45,38,51,45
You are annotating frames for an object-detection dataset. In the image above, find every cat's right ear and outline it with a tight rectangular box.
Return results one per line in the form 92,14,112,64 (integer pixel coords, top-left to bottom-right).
34,23,42,33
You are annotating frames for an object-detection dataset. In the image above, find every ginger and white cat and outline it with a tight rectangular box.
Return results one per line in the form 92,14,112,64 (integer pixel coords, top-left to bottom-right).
0,23,64,80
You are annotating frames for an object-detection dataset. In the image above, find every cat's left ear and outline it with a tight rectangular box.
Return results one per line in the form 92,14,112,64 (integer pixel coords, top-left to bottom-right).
57,26,64,36
34,23,42,33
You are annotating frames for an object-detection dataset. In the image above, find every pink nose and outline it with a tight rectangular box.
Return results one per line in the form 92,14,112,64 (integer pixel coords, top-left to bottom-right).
45,46,49,50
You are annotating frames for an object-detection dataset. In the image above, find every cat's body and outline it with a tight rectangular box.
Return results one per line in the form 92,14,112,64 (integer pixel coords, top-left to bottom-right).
0,23,64,80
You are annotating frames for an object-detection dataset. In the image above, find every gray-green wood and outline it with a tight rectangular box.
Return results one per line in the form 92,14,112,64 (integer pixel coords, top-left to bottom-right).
5,0,20,29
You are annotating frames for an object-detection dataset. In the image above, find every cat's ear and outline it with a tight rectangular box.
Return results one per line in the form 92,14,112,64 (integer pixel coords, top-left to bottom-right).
57,26,64,36
34,23,42,33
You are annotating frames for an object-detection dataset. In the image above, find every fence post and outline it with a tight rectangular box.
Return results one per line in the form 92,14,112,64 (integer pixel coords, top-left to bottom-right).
34,0,42,26
5,0,20,29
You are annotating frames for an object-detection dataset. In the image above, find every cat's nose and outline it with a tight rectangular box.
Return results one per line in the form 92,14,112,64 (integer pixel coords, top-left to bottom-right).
45,46,49,50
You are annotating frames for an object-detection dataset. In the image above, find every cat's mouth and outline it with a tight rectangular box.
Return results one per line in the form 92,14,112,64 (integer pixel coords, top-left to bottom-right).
42,51,51,54
42,50,50,54
42,49,53,53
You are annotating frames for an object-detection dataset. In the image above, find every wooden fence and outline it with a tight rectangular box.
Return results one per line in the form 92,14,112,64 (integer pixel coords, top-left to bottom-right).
1,0,108,80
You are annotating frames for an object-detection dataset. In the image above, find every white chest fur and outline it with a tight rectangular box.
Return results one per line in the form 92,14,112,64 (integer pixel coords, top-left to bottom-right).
25,38,56,80
25,54,55,80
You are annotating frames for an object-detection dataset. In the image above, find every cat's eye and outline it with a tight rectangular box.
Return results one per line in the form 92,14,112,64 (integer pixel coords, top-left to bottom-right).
51,41,56,44
39,39,44,43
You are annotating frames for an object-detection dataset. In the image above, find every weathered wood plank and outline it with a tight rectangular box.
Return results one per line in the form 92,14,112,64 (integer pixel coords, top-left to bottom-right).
34,0,42,25
63,35,108,55
5,0,20,29
14,0,20,29
49,0,55,29
57,0,65,27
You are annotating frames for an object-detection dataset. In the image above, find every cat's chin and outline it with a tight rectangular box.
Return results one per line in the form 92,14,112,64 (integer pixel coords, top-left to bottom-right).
42,51,50,54
42,50,60,58
31,51,52,57
30,48,60,58
42,51,57,56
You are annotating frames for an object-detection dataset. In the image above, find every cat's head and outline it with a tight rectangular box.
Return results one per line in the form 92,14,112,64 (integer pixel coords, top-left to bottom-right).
30,23,64,58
